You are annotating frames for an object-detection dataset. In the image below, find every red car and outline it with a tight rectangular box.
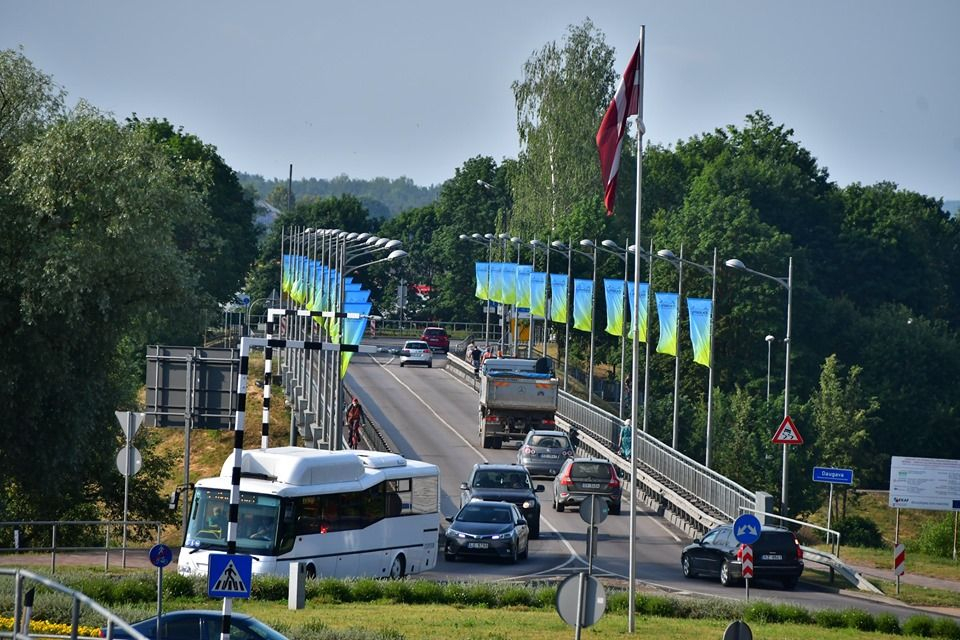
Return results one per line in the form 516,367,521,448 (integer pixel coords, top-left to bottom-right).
420,327,449,353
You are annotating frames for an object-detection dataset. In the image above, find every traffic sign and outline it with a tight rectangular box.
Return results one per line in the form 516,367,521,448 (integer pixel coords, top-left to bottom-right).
894,543,905,577
208,554,252,599
772,415,803,445
733,513,762,545
115,411,144,442
149,543,173,568
578,495,609,525
115,447,142,476
555,572,606,628
812,467,854,485
723,620,754,640
740,544,754,578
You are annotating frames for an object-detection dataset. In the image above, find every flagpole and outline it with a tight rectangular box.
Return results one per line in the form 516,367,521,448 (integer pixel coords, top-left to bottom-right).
628,24,645,635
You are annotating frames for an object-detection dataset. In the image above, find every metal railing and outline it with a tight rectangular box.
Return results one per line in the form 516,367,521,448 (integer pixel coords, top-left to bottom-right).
0,568,148,640
0,521,163,573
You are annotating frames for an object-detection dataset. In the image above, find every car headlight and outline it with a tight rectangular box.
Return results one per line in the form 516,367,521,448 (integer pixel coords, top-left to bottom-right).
522,500,534,509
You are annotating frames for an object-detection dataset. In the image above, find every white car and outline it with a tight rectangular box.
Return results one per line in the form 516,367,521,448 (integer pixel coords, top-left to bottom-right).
399,340,433,367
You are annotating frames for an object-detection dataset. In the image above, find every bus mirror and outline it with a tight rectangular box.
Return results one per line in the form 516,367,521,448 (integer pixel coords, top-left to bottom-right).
168,491,179,510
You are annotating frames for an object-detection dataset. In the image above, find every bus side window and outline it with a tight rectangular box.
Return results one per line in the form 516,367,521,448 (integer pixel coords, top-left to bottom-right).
386,493,402,517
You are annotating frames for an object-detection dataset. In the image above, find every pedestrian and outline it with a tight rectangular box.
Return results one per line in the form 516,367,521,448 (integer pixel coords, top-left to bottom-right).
618,419,632,459
470,343,483,376
568,427,580,451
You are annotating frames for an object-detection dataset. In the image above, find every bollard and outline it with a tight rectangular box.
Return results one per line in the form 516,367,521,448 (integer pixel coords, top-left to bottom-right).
289,562,306,610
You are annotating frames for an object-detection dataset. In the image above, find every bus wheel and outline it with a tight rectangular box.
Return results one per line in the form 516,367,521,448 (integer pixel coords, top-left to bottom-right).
389,553,406,579
305,564,317,580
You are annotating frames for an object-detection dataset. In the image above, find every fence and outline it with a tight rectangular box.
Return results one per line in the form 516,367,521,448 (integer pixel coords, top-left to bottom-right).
0,521,163,573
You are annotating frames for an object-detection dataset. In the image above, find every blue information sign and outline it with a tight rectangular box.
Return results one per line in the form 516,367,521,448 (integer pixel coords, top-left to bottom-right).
148,543,172,568
812,467,854,485
733,513,762,545
208,554,252,599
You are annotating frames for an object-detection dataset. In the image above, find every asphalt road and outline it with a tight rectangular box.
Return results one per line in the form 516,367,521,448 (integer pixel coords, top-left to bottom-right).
345,348,956,620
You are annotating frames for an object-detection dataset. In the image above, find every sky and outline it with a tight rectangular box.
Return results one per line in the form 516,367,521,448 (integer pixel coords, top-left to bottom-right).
3,1,959,201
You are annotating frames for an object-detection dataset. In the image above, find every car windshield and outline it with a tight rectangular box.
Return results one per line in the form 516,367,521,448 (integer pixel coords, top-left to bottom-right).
474,471,530,489
405,342,428,349
530,435,569,448
424,329,445,336
458,505,513,523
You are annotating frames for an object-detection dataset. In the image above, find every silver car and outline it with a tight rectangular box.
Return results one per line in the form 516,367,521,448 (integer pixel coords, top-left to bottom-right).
399,340,433,367
516,430,574,477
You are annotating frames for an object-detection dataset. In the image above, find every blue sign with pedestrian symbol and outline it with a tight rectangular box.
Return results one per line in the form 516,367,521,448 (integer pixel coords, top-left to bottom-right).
208,554,252,599
733,513,762,545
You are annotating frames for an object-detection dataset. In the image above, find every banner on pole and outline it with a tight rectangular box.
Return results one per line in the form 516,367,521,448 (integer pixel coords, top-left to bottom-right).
550,274,568,323
604,279,626,336
655,292,679,356
572,279,593,332
686,297,712,366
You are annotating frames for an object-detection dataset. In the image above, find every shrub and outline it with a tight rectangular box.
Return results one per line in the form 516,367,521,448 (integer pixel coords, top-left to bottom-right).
112,578,155,604
834,515,884,548
498,585,534,607
439,582,470,605
163,573,196,599
875,612,901,635
903,615,937,637
310,578,352,603
931,616,960,639
349,578,383,602
916,515,956,559
638,595,678,618
250,575,288,601
459,583,498,607
813,609,846,628
841,608,875,631
530,585,556,608
743,601,779,624
380,579,412,604
407,580,443,604
605,591,629,613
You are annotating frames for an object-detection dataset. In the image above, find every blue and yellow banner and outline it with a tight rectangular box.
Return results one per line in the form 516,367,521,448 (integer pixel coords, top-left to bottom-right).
501,263,518,305
475,262,491,300
626,282,649,342
340,301,372,378
345,289,371,304
655,292,679,356
603,279,626,336
489,262,504,303
517,265,532,308
550,274,568,323
573,279,593,332
687,297,712,367
530,272,547,318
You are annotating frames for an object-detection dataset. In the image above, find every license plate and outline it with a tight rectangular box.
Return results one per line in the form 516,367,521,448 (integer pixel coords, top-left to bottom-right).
541,454,559,459
582,482,601,489
762,554,782,561
467,542,489,549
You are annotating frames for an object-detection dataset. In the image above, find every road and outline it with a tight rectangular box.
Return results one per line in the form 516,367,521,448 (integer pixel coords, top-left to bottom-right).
345,346,955,620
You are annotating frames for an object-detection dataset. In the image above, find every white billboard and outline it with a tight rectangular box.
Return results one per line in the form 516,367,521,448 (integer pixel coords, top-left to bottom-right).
889,456,960,511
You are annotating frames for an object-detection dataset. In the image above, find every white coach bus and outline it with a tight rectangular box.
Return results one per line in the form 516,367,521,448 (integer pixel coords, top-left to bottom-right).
177,447,440,580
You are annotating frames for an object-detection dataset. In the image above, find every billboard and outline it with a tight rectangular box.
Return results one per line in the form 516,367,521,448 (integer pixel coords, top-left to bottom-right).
144,346,239,430
889,456,960,511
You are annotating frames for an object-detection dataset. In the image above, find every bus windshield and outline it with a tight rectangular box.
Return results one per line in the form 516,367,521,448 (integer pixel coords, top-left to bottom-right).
184,488,282,555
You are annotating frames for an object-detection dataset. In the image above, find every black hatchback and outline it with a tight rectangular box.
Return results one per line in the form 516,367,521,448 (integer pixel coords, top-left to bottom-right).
680,524,804,589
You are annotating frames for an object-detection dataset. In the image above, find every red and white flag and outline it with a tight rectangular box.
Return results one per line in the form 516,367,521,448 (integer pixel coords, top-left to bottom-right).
596,36,644,216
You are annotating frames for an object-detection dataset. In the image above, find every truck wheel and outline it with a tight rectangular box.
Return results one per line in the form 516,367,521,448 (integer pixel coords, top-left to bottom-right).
482,436,492,449
492,437,502,450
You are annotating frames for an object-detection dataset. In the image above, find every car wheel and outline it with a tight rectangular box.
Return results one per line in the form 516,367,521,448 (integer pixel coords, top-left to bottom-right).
529,521,540,540
388,553,406,579
554,495,564,512
444,546,456,562
509,542,518,564
782,576,799,590
609,500,622,515
719,560,736,587
519,538,529,560
681,554,694,578
306,564,317,580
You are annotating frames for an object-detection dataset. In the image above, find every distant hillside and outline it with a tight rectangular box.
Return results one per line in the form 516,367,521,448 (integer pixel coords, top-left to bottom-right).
239,172,440,218
945,200,959,218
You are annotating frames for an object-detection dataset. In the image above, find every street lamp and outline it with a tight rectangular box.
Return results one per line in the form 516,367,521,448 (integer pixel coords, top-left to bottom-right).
657,248,718,466
766,334,775,401
460,233,495,348
725,256,793,515
578,240,600,404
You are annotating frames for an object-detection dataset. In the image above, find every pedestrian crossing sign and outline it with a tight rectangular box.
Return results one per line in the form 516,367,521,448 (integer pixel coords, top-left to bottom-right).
208,554,252,599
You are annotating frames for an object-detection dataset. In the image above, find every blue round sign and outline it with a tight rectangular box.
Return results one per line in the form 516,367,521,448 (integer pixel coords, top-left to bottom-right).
733,514,762,545
149,543,173,568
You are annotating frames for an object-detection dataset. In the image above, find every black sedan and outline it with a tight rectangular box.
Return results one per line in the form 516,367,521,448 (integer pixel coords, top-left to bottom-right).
680,524,804,589
444,500,529,563
100,610,289,640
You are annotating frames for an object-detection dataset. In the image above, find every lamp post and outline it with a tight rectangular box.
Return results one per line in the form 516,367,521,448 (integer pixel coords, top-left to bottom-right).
657,248,718,466
725,256,793,514
459,233,495,347
549,240,574,391
530,239,552,359
510,237,523,357
766,334,775,401
598,239,630,419
654,245,684,450
577,240,600,404
497,232,511,354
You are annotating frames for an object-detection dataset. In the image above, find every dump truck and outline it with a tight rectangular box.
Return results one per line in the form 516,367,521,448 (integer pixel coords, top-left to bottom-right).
478,357,559,449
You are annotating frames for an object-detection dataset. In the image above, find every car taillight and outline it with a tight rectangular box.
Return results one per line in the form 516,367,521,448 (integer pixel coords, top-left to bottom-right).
559,472,573,486
485,415,499,422
608,466,620,488
794,535,803,560
522,446,535,455
541,418,555,425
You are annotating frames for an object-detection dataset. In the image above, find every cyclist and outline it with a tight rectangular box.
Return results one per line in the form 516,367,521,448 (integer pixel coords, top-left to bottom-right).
345,397,364,448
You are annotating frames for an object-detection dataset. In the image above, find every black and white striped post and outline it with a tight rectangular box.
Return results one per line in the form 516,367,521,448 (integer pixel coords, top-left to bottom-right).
220,335,379,640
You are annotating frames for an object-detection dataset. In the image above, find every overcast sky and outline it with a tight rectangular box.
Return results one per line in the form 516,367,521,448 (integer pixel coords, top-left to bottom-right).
4,0,958,200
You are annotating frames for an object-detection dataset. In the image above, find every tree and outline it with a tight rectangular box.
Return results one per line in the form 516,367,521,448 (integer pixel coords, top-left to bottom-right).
511,19,615,239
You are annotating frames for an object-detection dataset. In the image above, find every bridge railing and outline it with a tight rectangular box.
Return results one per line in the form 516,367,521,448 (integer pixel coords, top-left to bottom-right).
556,393,756,522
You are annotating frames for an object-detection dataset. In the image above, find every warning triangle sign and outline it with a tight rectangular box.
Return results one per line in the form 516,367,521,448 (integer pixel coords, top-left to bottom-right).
212,559,248,595
772,415,803,445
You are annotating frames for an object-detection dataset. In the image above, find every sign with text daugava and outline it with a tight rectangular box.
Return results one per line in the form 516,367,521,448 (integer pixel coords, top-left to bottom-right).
889,456,960,511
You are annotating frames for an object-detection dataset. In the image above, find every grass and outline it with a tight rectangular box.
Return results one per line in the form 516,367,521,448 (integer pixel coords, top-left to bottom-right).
803,568,960,609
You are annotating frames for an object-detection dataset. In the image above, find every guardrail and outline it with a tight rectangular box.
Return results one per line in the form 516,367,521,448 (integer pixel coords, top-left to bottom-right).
0,521,163,573
0,568,149,640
